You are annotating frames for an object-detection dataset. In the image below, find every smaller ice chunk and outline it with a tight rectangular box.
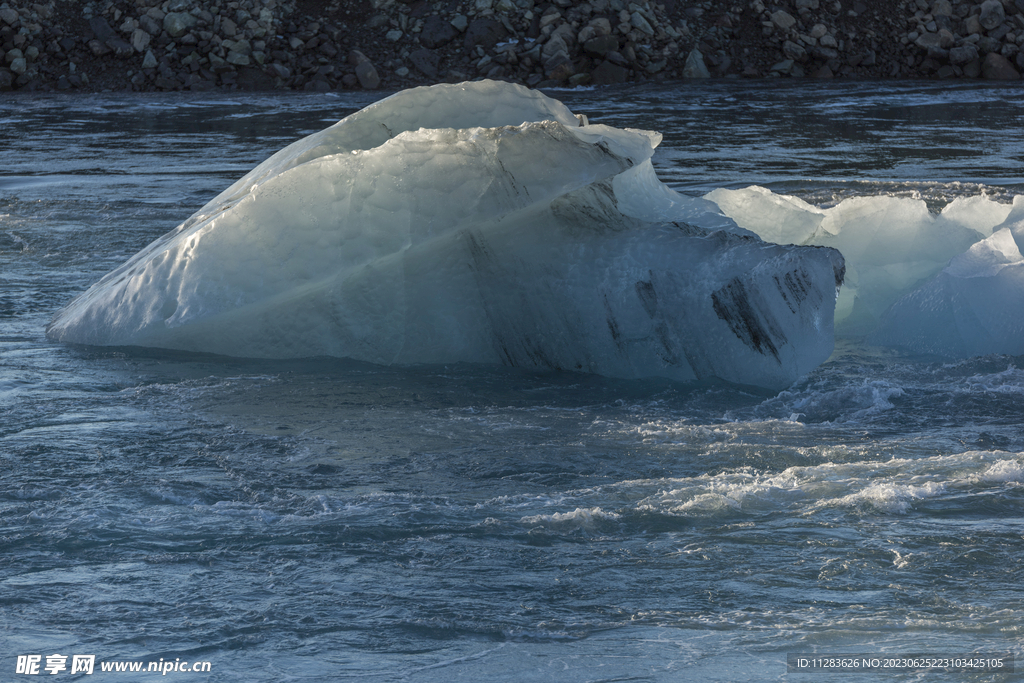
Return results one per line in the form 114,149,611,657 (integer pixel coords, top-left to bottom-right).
940,194,1014,238
814,196,981,334
704,185,824,245
871,206,1024,357
706,186,1007,336
944,224,1024,279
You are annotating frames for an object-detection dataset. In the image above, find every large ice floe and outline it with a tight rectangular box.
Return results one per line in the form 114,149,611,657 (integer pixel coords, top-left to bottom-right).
48,81,845,390
706,185,1024,356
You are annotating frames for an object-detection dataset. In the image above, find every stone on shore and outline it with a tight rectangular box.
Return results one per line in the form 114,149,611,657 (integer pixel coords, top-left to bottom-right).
7,0,1024,93
771,10,797,31
420,15,458,49
978,0,1005,31
584,34,619,57
950,44,980,65
591,59,628,84
131,29,151,54
409,48,440,78
355,60,380,89
464,17,506,50
0,7,19,26
88,16,115,43
982,52,1020,79
163,12,196,39
682,48,710,78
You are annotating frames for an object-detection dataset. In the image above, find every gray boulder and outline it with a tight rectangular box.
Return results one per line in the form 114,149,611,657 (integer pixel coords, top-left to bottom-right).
978,36,1002,54
591,59,628,84
139,15,161,36
783,40,807,62
463,17,506,50
982,51,1019,79
683,49,710,78
584,34,618,56
630,11,654,35
408,48,439,78
164,12,197,39
88,39,111,57
131,29,151,53
419,15,458,49
355,60,380,89
962,14,983,36
949,43,979,64
88,16,115,42
542,35,568,61
979,0,1005,31
106,38,134,57
771,10,796,30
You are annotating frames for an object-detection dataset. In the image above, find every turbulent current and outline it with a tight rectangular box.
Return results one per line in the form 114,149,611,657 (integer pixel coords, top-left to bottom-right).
2,82,1023,681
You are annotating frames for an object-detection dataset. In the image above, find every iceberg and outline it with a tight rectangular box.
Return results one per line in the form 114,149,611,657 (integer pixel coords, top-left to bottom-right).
871,198,1024,357
706,186,1011,337
48,81,844,390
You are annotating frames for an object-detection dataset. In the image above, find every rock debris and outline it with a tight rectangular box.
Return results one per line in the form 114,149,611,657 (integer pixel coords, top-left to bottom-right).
2,0,1023,92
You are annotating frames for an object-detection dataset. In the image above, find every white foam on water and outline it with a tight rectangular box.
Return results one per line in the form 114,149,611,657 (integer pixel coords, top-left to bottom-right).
975,459,1024,483
752,378,906,424
957,364,1024,394
828,480,947,514
633,421,734,445
560,450,1024,520
520,506,622,527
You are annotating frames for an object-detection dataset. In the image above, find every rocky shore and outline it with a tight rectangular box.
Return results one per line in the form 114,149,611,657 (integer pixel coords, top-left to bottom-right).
2,0,1024,92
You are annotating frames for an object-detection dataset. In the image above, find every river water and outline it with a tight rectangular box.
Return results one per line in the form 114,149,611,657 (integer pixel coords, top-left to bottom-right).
2,82,1022,681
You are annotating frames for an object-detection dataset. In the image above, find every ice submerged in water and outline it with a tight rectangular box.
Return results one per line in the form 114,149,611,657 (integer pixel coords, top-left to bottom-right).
47,81,844,390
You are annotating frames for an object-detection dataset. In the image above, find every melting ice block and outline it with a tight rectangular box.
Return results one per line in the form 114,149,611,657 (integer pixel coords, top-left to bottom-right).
48,81,844,389
871,198,1024,357
706,186,1010,336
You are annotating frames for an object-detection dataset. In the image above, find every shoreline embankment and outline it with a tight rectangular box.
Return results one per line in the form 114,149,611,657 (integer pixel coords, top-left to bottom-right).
2,0,1023,93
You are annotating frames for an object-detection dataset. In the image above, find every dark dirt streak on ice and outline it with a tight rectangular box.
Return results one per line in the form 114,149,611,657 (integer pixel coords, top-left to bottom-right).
711,277,783,362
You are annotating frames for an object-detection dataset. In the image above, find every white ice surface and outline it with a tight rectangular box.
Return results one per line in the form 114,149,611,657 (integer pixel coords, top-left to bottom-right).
48,81,844,390
706,186,1013,338
871,196,1024,356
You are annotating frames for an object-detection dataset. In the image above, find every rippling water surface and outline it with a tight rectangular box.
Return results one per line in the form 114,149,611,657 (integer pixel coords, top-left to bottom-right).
2,82,1023,681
